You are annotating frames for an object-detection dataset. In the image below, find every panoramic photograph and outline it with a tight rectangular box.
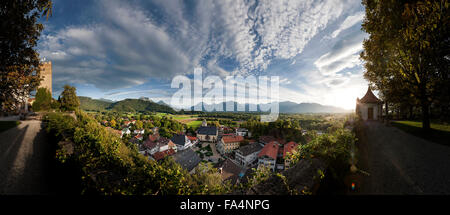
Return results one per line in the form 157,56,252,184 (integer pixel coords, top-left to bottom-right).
0,0,449,211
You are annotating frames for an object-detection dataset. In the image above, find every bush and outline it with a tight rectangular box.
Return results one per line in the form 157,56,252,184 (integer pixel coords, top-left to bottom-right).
289,128,357,190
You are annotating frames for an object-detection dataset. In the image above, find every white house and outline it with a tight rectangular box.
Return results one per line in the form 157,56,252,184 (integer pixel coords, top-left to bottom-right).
171,134,193,151
257,141,279,171
134,129,145,135
356,87,383,121
235,128,251,137
121,128,131,137
235,142,263,166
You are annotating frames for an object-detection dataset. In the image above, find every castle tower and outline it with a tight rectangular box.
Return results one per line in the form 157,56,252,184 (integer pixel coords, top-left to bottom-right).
39,61,52,95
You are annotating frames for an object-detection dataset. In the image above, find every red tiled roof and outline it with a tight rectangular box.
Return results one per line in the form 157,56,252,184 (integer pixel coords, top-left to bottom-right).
258,141,279,160
143,138,157,149
283,141,298,158
259,136,276,143
222,135,244,143
359,87,382,103
187,136,197,141
148,134,159,142
152,149,175,161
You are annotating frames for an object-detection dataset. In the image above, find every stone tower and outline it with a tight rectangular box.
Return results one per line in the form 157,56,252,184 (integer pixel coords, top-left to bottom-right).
39,61,52,94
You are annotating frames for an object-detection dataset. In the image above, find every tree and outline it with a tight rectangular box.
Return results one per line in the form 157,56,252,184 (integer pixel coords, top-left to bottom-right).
361,0,449,130
110,119,117,128
0,0,53,112
60,85,80,111
32,87,52,111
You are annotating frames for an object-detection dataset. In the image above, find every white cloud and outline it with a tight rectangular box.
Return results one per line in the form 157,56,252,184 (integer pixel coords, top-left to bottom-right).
331,11,365,38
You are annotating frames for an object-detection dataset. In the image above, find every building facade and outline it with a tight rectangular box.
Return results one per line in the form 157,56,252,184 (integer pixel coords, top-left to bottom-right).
356,87,383,121
217,135,243,154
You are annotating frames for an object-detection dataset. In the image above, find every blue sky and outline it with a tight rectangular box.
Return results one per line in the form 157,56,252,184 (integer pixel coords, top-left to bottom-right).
38,0,370,110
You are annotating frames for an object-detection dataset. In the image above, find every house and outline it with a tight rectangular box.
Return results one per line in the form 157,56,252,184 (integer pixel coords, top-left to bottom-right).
171,134,193,151
258,141,280,171
158,137,177,152
283,141,299,169
134,129,145,135
235,128,250,137
121,128,131,137
143,134,176,154
152,149,176,162
235,142,263,166
134,134,143,141
258,136,276,146
196,126,218,142
217,159,243,185
217,135,244,154
143,136,159,155
173,148,201,173
187,136,198,145
356,86,383,121
123,121,131,127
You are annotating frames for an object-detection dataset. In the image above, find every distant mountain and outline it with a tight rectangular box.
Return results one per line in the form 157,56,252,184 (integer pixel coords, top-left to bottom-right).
79,96,349,114
278,101,350,113
78,97,176,113
188,101,350,113
79,96,113,111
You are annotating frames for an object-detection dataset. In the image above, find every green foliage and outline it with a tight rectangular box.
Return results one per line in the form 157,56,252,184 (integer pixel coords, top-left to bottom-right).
60,85,80,111
78,96,112,111
0,121,20,133
107,98,175,113
290,128,357,181
32,87,52,111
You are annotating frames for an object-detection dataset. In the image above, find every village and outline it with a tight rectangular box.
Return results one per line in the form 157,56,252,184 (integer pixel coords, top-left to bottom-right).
99,117,303,186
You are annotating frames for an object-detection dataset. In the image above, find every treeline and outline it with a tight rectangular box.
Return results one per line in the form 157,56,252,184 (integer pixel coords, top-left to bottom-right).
32,85,80,112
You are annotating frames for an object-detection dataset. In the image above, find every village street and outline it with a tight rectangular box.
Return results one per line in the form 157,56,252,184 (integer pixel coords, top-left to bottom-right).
358,121,450,194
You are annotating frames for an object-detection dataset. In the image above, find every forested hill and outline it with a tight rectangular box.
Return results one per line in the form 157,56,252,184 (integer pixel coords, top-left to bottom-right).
79,96,112,111
78,97,175,113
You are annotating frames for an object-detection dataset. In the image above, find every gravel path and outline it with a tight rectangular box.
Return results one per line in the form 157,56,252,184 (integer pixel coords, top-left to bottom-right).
0,120,53,194
360,121,450,194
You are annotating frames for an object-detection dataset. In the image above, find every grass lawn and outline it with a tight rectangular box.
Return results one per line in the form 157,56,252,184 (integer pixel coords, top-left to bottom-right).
391,120,450,147
186,120,203,129
0,121,20,133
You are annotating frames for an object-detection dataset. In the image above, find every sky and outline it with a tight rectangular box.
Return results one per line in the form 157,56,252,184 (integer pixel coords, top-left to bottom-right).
37,0,371,110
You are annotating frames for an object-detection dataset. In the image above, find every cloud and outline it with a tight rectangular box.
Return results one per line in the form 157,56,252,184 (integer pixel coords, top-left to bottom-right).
331,11,365,38
39,0,192,91
314,31,366,76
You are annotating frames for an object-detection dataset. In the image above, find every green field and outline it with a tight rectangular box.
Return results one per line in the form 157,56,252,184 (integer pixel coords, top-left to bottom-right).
0,121,20,133
391,120,450,147
186,120,203,129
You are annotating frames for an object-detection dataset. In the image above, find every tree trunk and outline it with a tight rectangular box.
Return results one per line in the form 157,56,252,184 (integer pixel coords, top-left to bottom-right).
409,106,414,120
421,102,431,130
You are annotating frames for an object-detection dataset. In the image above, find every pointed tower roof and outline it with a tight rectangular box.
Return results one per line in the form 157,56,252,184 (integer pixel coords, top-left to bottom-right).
359,86,382,103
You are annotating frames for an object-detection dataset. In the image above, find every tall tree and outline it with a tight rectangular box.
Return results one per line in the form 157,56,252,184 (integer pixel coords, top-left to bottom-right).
32,87,52,111
60,85,80,111
361,0,449,130
0,0,53,112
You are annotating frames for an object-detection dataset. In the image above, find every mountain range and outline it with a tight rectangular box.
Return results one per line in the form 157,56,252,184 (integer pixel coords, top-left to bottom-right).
79,96,351,113
78,96,176,113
